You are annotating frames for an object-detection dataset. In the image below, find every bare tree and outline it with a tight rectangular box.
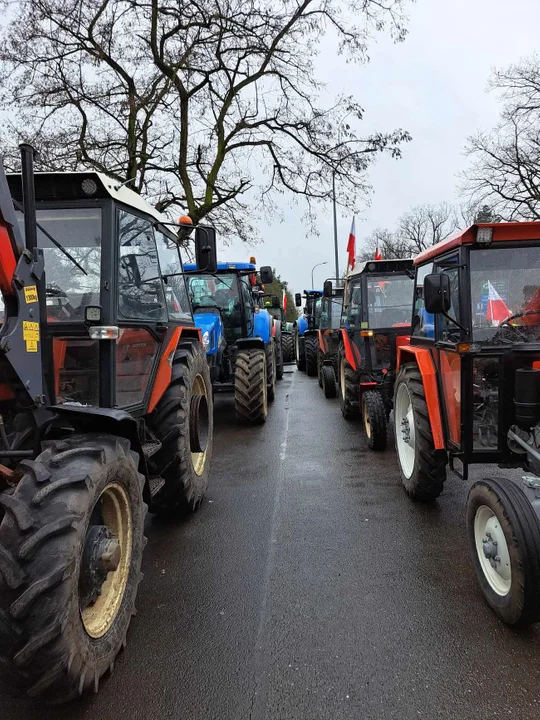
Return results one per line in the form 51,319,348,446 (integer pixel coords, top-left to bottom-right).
397,202,458,253
0,0,412,241
358,227,411,260
463,55,540,220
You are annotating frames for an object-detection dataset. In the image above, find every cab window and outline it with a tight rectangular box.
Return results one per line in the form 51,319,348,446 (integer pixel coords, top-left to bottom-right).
412,262,434,338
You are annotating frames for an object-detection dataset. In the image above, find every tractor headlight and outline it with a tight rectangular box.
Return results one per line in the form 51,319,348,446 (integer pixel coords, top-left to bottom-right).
202,330,211,351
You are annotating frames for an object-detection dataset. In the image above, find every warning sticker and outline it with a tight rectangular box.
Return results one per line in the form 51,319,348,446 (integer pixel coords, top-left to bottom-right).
23,321,40,342
25,340,38,353
24,285,38,304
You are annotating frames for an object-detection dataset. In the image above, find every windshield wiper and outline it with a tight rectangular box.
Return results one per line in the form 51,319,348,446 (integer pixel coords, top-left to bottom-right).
14,199,87,276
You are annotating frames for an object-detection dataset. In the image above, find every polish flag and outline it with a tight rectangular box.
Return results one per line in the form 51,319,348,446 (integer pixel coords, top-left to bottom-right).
282,289,288,313
374,246,382,261
486,281,511,326
347,217,356,271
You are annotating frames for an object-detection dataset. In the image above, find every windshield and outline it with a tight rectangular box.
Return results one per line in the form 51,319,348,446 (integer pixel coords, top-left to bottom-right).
15,208,101,321
366,274,413,328
187,273,245,336
470,246,540,343
321,295,343,329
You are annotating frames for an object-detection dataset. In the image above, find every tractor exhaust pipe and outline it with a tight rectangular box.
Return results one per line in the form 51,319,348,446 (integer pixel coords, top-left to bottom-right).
19,144,38,253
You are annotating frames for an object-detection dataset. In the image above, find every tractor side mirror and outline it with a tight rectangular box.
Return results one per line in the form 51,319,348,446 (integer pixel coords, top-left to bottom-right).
194,225,217,274
424,273,451,314
323,280,333,298
295,293,302,307
260,266,273,284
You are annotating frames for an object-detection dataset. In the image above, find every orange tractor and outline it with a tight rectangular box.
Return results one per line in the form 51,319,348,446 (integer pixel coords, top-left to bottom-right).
0,146,214,701
394,222,540,626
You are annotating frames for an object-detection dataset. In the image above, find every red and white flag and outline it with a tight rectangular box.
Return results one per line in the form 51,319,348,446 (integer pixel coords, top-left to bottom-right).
486,281,511,326
374,246,382,261
347,217,356,271
282,288,288,313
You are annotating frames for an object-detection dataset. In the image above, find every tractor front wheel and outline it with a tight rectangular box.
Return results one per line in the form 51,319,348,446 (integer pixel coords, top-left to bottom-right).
235,348,268,424
305,335,318,377
393,363,446,501
362,390,387,451
338,348,359,419
276,338,284,381
282,333,294,363
322,364,337,398
467,478,540,627
0,434,145,702
149,339,213,515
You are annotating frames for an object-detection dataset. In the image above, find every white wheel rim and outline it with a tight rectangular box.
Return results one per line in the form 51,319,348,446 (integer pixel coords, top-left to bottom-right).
362,397,371,438
473,505,511,596
395,382,415,479
340,357,346,400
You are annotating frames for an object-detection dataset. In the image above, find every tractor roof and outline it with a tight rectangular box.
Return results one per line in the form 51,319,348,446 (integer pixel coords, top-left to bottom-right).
304,289,323,295
184,262,256,272
6,171,171,226
347,258,414,277
414,221,540,265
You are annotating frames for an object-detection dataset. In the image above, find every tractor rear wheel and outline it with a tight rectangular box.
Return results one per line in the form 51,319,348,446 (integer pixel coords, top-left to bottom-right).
295,332,306,371
362,390,387,451
338,348,359,419
0,434,145,703
235,348,268,424
305,335,318,377
149,339,213,515
282,333,294,363
393,363,447,501
467,477,540,627
265,343,276,401
322,365,337,398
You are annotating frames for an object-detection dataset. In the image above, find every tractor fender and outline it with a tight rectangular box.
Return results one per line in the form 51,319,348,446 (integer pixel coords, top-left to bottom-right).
396,345,445,450
318,329,326,353
339,328,359,371
48,405,151,504
236,337,266,351
253,309,272,345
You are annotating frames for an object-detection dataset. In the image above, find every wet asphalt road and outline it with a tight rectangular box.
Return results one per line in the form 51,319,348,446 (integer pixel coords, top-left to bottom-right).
3,365,540,719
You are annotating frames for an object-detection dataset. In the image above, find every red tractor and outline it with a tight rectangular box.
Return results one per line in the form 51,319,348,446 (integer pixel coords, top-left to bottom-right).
0,146,214,701
394,222,540,626
335,259,414,450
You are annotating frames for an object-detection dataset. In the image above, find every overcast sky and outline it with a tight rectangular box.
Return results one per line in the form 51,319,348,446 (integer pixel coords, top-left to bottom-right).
217,0,540,296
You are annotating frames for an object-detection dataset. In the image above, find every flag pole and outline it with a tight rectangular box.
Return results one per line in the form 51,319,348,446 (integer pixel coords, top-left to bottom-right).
332,169,339,283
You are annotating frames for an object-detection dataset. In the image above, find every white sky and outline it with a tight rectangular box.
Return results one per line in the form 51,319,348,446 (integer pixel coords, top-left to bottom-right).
217,0,540,296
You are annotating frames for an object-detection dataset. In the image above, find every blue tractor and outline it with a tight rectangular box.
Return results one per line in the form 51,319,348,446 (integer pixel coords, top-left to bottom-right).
293,289,323,375
185,261,276,423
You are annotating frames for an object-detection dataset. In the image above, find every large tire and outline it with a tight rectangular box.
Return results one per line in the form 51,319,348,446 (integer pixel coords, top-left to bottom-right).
317,351,323,388
282,333,294,364
305,335,318,377
276,338,284,381
393,363,447,501
265,343,276,401
467,477,540,627
322,364,337,398
338,347,359,419
148,339,213,514
295,332,306,371
235,348,268,424
0,434,145,703
362,390,387,451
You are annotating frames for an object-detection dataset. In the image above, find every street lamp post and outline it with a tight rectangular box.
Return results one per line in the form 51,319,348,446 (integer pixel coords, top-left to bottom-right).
311,261,328,289
332,169,339,282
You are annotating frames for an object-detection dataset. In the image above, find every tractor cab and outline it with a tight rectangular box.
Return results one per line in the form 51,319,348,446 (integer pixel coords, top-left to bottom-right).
316,279,344,397
5,170,196,412
393,221,540,627
337,258,414,449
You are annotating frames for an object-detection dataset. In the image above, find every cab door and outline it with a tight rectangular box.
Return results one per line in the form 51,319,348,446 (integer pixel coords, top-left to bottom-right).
433,254,463,448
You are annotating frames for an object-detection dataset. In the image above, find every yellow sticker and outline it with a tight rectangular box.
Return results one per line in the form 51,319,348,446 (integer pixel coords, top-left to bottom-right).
25,340,38,353
361,321,369,329
23,321,40,342
24,285,38,303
